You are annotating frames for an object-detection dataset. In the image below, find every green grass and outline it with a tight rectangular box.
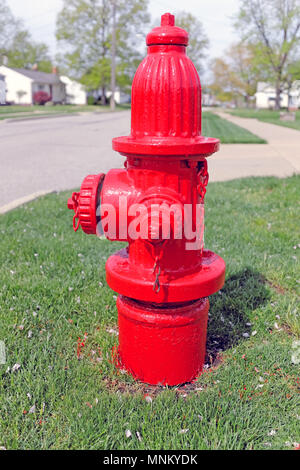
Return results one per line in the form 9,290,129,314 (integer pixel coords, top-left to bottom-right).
202,112,266,143
0,104,128,121
0,176,299,450
227,109,300,131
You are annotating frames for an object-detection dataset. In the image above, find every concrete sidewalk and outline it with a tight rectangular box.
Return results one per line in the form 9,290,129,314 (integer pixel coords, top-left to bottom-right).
208,111,300,182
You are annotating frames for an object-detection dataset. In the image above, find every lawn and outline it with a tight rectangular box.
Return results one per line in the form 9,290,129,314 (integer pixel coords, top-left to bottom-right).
0,176,299,450
227,108,300,131
202,112,266,143
0,104,129,121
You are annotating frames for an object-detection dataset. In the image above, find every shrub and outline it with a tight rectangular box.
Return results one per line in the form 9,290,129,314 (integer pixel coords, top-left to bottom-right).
33,91,51,106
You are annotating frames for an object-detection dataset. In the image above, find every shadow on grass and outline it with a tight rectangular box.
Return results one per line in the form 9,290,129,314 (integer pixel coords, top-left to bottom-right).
206,268,270,364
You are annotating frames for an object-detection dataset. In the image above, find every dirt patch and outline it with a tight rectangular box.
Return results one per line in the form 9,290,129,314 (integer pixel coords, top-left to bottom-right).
103,352,224,398
102,375,209,398
265,279,287,295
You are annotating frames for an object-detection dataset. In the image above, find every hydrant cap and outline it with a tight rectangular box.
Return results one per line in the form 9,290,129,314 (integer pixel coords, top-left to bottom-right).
146,13,189,46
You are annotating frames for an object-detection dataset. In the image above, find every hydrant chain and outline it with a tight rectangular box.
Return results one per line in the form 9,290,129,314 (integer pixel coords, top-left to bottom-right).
153,256,161,293
197,161,209,203
152,240,167,294
72,192,80,232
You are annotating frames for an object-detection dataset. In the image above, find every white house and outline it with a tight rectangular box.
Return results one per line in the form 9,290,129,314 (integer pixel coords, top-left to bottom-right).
106,89,131,105
60,76,87,105
0,74,5,104
0,66,66,105
256,81,300,109
202,92,216,107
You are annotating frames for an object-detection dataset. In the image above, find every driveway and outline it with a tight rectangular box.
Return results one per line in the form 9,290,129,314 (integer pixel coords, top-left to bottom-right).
0,110,299,213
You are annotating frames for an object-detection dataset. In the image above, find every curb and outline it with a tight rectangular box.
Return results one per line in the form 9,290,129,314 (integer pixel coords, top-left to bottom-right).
0,190,54,214
5,113,80,123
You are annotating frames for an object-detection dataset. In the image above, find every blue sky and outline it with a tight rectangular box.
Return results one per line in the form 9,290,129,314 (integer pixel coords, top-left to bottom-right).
7,0,240,77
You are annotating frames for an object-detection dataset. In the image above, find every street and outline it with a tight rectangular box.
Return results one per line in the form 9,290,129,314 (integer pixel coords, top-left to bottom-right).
0,112,128,210
0,110,299,212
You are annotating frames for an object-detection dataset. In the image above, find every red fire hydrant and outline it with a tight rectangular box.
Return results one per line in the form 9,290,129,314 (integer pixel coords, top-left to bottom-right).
68,13,225,386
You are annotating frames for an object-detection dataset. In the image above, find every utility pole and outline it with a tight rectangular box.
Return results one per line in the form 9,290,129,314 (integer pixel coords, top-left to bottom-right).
110,0,116,111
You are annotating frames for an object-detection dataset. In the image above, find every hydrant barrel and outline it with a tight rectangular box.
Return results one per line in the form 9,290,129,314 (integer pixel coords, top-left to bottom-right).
117,296,209,386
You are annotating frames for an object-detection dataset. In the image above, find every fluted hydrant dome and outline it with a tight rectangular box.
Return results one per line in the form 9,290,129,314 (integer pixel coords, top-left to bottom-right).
113,13,219,157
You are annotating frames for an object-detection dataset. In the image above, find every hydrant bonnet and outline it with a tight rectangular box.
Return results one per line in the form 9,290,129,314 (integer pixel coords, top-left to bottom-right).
112,14,219,157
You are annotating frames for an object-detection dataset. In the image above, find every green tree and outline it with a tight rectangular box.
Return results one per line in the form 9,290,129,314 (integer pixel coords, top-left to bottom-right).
7,30,52,73
210,43,267,107
209,58,239,105
287,59,300,81
227,42,265,107
56,0,150,103
0,0,20,56
286,59,300,107
236,0,300,109
175,11,209,74
0,0,52,72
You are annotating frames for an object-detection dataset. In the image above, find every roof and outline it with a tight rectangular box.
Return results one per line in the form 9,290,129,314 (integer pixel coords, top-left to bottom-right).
10,68,62,84
60,75,82,86
60,75,86,91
